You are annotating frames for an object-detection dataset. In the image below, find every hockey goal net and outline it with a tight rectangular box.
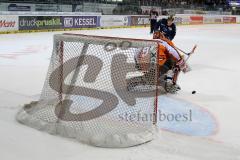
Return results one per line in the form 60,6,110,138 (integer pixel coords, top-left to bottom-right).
16,33,160,148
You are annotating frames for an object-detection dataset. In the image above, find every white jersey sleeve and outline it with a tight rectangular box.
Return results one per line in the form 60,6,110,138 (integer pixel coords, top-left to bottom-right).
157,39,181,61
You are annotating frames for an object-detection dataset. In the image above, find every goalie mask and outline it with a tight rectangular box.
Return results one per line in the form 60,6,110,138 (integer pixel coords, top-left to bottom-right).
134,46,157,72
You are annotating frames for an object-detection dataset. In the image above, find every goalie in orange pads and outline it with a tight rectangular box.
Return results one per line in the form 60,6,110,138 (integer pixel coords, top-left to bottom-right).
133,31,190,93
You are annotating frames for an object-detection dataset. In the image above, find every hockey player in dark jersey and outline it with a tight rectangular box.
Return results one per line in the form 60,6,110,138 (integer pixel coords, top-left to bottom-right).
155,15,176,40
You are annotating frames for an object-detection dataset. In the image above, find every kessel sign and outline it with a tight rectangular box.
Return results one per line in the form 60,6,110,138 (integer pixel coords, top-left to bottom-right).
61,16,98,28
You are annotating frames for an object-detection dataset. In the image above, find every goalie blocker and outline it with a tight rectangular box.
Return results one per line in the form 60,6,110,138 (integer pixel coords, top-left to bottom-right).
131,31,190,93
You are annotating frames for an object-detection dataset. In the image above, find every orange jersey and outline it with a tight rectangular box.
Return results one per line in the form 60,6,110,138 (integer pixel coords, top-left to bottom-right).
153,31,182,66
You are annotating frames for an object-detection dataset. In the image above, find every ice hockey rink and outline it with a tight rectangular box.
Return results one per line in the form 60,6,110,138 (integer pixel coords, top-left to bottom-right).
1,24,240,160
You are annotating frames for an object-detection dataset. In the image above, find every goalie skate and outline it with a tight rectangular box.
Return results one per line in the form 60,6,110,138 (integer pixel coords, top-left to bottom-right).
164,82,181,94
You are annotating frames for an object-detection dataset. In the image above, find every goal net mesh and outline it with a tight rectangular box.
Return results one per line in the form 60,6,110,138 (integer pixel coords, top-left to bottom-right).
16,33,159,148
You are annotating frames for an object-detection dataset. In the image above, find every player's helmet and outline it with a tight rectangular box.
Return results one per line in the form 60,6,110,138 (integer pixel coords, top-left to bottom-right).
134,46,157,72
167,15,174,21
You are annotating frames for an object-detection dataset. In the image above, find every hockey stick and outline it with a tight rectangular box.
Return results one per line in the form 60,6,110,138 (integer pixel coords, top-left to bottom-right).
175,45,197,56
173,45,197,74
184,45,197,62
154,31,197,56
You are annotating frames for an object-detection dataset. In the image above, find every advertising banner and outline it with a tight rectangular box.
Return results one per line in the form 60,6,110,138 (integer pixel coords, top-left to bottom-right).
223,17,236,23
173,16,183,25
130,16,149,26
61,16,98,28
214,17,222,23
100,15,128,27
180,16,190,25
237,16,240,23
190,16,203,25
0,15,18,32
19,16,62,30
203,16,222,24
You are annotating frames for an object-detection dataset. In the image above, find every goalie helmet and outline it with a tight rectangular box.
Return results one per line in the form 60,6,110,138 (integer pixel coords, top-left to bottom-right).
134,46,157,72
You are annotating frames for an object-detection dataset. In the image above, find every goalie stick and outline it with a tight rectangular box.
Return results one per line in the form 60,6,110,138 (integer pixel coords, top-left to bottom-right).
175,45,197,56
178,45,197,73
183,45,197,64
153,31,197,57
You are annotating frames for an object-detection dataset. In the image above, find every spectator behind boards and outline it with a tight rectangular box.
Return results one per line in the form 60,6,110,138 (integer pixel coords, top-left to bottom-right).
149,8,159,34
155,15,176,40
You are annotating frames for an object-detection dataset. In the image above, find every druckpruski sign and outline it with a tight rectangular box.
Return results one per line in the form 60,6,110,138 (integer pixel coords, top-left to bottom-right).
61,16,98,29
19,16,62,30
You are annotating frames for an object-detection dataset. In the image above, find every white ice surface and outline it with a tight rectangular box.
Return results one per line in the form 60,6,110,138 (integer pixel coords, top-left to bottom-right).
1,24,240,160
